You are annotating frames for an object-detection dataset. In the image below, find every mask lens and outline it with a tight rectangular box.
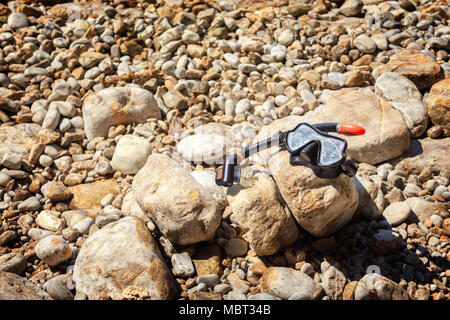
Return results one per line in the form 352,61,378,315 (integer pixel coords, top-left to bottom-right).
286,124,346,166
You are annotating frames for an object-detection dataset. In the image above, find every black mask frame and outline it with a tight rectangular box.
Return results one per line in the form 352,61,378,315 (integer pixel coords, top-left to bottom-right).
215,122,365,187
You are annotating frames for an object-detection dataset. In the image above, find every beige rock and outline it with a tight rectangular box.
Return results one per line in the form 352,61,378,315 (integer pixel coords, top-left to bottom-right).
374,50,443,90
260,267,315,300
353,175,385,220
82,86,161,140
0,123,41,160
393,138,450,175
317,88,410,164
428,78,450,136
375,72,428,138
121,190,150,223
0,272,50,300
191,170,227,210
111,135,152,175
226,165,298,255
132,154,221,245
79,51,105,69
405,197,448,224
35,235,72,266
36,211,65,232
69,180,120,215
45,181,72,203
253,116,358,237
73,217,177,300
355,273,409,300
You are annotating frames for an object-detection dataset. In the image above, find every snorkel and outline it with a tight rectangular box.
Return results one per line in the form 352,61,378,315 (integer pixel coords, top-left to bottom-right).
215,122,365,187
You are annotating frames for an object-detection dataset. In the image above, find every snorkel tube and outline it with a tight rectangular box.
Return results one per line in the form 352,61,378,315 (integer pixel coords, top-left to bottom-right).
215,122,365,187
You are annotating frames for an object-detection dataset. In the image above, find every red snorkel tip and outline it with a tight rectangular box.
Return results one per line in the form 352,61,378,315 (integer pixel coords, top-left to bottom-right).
339,123,365,135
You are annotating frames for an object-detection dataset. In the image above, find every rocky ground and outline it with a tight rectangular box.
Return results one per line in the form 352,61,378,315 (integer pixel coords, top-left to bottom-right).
0,0,449,300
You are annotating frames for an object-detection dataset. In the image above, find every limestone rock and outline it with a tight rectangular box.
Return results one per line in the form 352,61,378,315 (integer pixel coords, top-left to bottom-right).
73,217,177,300
82,86,161,140
393,138,450,175
69,180,120,215
226,165,299,255
132,154,221,245
428,78,450,136
375,72,428,138
355,273,409,300
374,50,443,90
0,272,50,300
190,170,228,210
111,134,152,174
260,267,315,300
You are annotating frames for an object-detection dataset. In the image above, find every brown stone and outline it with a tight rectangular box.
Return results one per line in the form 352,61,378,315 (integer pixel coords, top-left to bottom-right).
374,50,443,89
343,281,358,300
428,78,450,136
45,181,72,202
69,179,120,214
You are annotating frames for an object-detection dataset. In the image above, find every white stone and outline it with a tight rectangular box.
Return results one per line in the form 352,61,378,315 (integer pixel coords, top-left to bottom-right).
111,135,152,175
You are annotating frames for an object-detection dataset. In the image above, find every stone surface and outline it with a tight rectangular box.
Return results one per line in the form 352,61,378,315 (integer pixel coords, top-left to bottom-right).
176,134,226,164
382,201,411,226
171,253,195,277
374,50,443,90
36,210,65,232
355,273,409,300
260,267,315,300
427,78,450,136
369,229,403,255
35,235,72,266
353,175,385,220
121,190,150,223
190,170,227,210
0,253,27,275
393,138,450,175
73,217,177,300
69,180,120,215
321,266,347,299
375,72,428,138
0,272,50,300
82,86,161,140
0,123,41,160
43,275,74,300
132,154,221,245
339,0,363,16
45,181,72,203
253,116,358,237
405,197,447,223
226,165,299,255
111,134,152,174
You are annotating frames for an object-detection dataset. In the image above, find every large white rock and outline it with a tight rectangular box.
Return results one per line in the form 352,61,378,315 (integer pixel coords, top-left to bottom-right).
73,217,177,300
375,72,428,138
132,154,221,245
82,86,161,140
111,135,152,174
190,170,228,210
176,134,226,165
226,165,298,255
121,190,150,223
253,116,359,237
